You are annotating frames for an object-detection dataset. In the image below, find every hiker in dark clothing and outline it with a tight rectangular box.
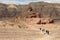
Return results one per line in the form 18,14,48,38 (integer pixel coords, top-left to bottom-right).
39,28,49,35
46,30,49,35
42,29,45,32
40,28,42,30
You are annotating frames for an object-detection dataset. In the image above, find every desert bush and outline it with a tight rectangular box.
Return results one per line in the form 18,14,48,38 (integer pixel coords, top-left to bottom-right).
9,24,14,26
18,25,22,28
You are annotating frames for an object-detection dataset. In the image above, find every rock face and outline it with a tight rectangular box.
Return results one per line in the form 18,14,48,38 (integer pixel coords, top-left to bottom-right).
37,18,54,24
0,2,60,20
26,12,41,18
0,4,17,19
23,5,54,24
0,4,8,18
24,18,54,24
28,2,60,19
7,4,18,17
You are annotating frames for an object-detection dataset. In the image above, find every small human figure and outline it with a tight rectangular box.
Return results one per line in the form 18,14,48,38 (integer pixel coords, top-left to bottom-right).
40,28,41,30
46,30,49,35
39,28,49,35
42,29,45,32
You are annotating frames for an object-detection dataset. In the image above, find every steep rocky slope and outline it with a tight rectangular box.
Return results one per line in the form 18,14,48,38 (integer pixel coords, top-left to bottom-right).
0,2,60,20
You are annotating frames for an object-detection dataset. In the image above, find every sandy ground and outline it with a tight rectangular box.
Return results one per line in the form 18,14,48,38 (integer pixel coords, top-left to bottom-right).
0,21,60,40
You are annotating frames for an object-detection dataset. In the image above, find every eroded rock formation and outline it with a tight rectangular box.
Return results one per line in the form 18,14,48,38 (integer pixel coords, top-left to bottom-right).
24,6,54,24
37,18,54,24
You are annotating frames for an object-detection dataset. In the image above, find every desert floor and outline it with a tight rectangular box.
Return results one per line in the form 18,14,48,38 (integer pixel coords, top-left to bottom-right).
0,20,60,40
